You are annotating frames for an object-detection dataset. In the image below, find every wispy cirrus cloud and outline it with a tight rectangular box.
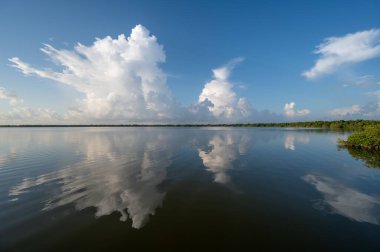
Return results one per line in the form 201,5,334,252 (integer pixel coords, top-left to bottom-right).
328,104,363,117
303,29,380,79
367,90,380,99
342,75,380,88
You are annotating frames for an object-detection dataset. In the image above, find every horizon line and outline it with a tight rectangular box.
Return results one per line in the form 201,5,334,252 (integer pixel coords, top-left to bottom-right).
0,119,377,127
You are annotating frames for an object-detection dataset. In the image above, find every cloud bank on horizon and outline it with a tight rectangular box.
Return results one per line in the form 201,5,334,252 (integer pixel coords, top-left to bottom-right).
0,87,24,107
2,25,380,124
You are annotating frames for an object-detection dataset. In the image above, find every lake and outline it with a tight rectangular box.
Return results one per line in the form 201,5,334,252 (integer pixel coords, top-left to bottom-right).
1,127,380,251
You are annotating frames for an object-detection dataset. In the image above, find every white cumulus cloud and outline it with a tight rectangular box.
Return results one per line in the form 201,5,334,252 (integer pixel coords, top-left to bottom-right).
198,58,252,121
9,25,180,123
283,102,310,117
303,29,380,79
7,25,288,124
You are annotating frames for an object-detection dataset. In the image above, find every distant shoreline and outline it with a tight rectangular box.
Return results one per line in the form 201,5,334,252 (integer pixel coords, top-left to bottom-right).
0,120,379,129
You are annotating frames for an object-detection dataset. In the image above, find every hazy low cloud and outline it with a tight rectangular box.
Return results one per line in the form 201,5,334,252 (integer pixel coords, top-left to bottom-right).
283,102,310,117
328,100,380,118
0,107,62,124
0,87,61,124
0,87,23,106
367,90,380,99
326,83,380,119
362,103,380,117
329,104,362,117
303,29,380,79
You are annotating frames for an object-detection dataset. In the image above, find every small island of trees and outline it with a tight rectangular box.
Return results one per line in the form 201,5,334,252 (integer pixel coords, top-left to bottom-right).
338,125,380,151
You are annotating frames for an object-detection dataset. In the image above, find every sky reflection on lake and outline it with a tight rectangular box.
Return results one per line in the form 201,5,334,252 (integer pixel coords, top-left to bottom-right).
304,174,380,225
8,129,174,229
198,133,251,184
2,127,380,251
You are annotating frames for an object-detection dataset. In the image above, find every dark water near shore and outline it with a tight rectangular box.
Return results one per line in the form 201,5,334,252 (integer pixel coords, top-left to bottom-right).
1,127,380,251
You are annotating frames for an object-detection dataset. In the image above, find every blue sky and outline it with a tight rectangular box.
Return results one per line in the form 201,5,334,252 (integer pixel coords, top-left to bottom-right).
0,0,380,124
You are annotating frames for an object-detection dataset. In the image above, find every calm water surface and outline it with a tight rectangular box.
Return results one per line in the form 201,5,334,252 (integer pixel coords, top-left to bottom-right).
1,127,380,251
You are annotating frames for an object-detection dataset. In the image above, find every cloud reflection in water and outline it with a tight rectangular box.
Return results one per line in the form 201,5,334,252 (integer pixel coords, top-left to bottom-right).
284,133,310,151
304,174,380,225
9,130,173,229
198,132,251,185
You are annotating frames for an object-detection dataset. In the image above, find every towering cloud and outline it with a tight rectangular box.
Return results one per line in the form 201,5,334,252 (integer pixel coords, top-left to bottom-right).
283,102,310,117
303,29,380,79
10,25,180,122
8,23,303,124
198,58,251,121
9,26,258,123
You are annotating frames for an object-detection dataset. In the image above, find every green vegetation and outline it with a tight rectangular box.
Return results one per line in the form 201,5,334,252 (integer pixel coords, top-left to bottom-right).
338,125,380,151
337,124,380,168
250,120,380,130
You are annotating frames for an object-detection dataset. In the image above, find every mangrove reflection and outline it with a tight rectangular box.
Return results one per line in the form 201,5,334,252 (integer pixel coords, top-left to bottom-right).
342,148,380,169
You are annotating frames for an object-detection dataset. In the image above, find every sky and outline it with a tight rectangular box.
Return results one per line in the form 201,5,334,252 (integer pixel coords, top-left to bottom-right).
0,0,380,124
